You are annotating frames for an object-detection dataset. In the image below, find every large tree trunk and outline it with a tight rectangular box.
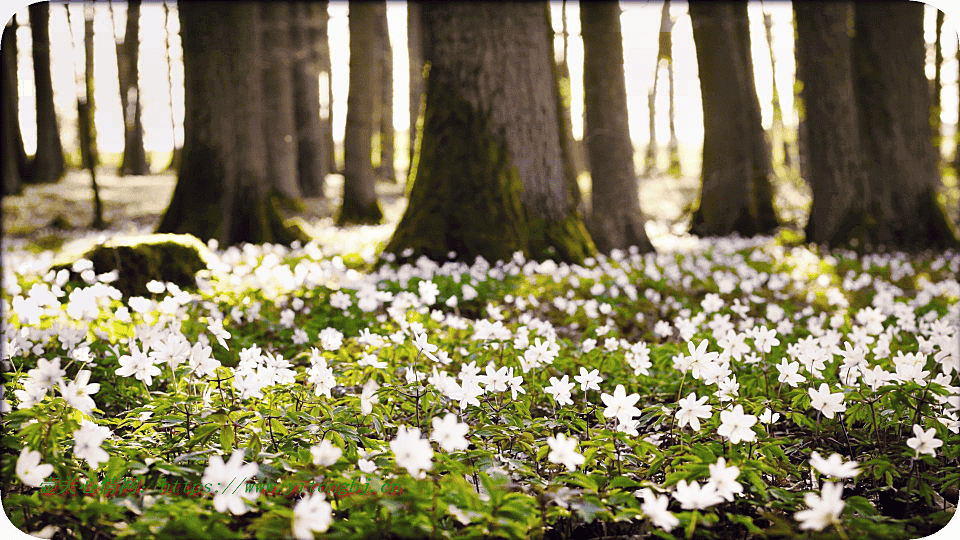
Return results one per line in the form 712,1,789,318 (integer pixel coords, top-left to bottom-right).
157,4,304,246
337,1,384,225
689,1,778,237
261,2,301,203
28,3,66,184
384,3,595,264
290,1,328,198
795,2,868,246
375,6,395,183
3,17,27,194
116,0,149,176
850,3,958,249
581,2,654,254
408,1,423,182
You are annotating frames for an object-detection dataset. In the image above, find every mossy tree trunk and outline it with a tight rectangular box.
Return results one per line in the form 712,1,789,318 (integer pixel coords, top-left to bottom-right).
261,2,301,203
850,3,958,249
689,1,778,237
3,17,27,195
376,6,396,183
290,2,329,198
116,0,149,176
795,3,868,246
581,1,654,254
338,2,384,225
157,3,303,246
408,1,423,181
28,2,66,184
385,3,595,264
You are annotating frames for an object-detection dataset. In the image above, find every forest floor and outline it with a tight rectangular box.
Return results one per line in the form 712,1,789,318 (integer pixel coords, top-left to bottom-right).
3,166,814,258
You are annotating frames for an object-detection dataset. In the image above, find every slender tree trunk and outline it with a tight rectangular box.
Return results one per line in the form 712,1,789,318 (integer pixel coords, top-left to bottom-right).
338,1,384,225
689,1,778,237
763,6,788,172
28,2,66,184
261,2,301,203
158,3,305,246
3,17,27,194
851,3,958,249
82,6,97,172
319,11,336,177
163,1,181,172
557,0,584,179
385,3,595,264
932,9,944,160
665,7,681,177
376,5,395,183
408,1,423,181
290,1,328,197
115,0,149,176
582,2,654,254
644,1,674,177
795,2,867,246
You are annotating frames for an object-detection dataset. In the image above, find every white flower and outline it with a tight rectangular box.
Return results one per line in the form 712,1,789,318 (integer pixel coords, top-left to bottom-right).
673,479,724,510
795,481,845,531
706,457,743,502
150,332,191,370
207,319,231,350
477,364,510,393
574,367,602,392
639,488,679,531
318,327,344,351
188,342,220,378
201,450,260,514
676,392,712,432
717,404,757,444
59,370,100,415
808,383,847,419
906,424,943,457
545,375,575,407
546,433,585,471
431,413,470,452
411,330,439,362
752,325,780,353
600,384,641,422
391,426,433,477
686,340,720,380
292,491,334,539
360,379,380,415
758,408,780,424
115,344,162,387
809,451,860,479
16,448,54,487
310,440,343,467
776,359,804,387
73,422,111,469
28,358,66,390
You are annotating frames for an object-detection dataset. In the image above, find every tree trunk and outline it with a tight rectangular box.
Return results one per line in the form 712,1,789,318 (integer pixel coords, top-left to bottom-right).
851,3,958,249
28,2,66,184
157,3,305,246
337,1,384,225
376,5,395,183
408,1,423,181
290,1,328,198
385,3,595,264
581,2,654,254
82,6,98,172
689,1,778,237
3,17,27,194
319,12,336,177
163,1,181,172
932,9,944,159
116,0,149,176
795,2,868,246
261,2,301,203
557,0,584,179
763,7,787,172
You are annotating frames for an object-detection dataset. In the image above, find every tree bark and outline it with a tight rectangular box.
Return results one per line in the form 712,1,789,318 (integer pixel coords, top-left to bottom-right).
82,6,97,172
794,3,868,246
337,1,384,225
261,2,301,203
116,0,149,176
157,3,305,246
376,5,395,183
290,1,328,198
557,0,584,179
385,3,595,264
689,1,778,237
850,3,958,249
319,10,336,177
408,1,423,181
28,2,66,184
581,2,654,254
932,9,944,159
3,17,27,194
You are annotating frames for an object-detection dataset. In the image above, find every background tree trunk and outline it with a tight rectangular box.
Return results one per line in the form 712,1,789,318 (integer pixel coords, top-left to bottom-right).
28,2,66,184
3,17,27,194
158,3,304,246
290,1,328,198
408,1,423,182
689,1,778,237
932,9,944,160
557,0,584,178
163,1,181,172
795,2,868,246
338,1,384,225
385,3,595,264
116,0,149,176
320,13,336,177
261,2,301,203
376,5,396,183
582,1,654,254
851,3,958,249
82,6,97,172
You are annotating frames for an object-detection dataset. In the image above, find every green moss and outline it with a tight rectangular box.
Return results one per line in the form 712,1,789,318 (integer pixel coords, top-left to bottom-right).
52,234,212,297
